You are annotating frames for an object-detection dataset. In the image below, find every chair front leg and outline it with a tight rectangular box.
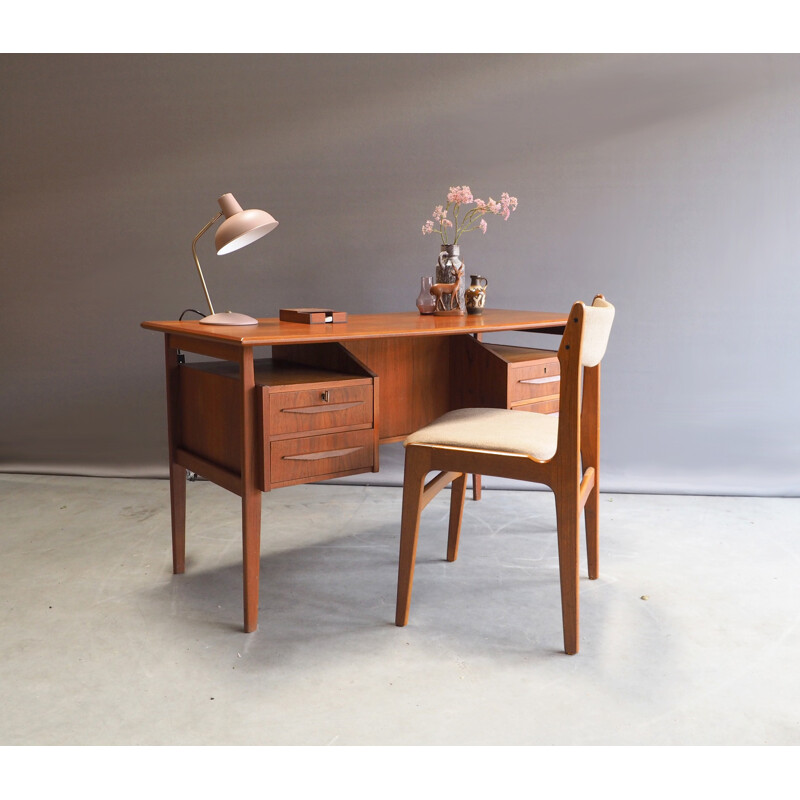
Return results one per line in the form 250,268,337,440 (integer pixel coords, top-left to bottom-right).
395,447,430,627
555,488,581,655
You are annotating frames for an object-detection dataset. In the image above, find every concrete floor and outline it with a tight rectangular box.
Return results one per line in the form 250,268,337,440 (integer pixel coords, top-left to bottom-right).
1,472,798,746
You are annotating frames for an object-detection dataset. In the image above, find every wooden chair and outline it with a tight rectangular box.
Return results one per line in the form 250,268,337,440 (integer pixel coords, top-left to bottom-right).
395,296,615,654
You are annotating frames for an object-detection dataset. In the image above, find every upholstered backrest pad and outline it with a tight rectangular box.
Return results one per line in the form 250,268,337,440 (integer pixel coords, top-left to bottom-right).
581,297,615,367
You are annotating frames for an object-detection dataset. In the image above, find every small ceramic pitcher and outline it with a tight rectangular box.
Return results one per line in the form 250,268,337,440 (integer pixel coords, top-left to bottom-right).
465,275,488,315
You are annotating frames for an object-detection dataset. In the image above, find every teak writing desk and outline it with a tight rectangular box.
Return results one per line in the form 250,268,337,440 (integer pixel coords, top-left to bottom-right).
141,309,568,632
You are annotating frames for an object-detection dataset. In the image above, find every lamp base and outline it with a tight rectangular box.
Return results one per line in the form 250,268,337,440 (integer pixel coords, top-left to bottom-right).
200,311,259,326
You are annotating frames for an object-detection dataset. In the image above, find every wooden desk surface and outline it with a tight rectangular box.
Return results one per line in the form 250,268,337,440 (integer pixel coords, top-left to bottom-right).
141,309,568,346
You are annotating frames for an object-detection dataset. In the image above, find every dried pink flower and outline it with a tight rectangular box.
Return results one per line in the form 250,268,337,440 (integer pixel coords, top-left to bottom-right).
422,185,518,244
447,185,474,205
501,192,518,211
500,192,518,221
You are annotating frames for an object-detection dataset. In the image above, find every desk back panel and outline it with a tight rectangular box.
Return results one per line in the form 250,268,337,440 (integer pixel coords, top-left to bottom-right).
343,336,454,442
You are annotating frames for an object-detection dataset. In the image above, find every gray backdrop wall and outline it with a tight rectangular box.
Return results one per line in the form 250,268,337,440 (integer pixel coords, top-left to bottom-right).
2,54,798,496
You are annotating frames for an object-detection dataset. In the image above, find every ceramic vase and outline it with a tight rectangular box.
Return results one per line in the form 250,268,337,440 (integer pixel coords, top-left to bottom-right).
435,244,466,314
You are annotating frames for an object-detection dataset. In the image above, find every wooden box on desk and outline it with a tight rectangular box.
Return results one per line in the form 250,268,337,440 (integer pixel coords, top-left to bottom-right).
279,308,347,324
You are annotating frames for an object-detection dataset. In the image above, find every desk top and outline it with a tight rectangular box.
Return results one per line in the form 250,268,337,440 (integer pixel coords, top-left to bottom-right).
141,309,568,347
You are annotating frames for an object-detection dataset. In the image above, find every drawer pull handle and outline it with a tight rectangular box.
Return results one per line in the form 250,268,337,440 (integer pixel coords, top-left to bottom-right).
282,446,363,462
519,376,560,385
321,390,330,402
282,401,363,415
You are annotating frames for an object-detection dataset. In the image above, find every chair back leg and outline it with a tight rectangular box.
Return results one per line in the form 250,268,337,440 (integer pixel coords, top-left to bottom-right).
584,492,599,580
447,473,468,562
581,362,601,580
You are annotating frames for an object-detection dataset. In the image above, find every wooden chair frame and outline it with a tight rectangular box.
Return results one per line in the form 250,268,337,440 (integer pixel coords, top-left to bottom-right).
395,296,608,655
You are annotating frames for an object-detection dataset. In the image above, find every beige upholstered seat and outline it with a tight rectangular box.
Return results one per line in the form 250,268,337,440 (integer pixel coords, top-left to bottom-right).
406,406,560,461
395,295,615,655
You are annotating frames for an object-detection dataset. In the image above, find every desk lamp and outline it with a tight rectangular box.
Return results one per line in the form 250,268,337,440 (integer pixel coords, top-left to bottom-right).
191,192,279,325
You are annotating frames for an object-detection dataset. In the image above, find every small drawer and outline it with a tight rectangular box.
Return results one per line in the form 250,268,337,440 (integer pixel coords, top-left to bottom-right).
265,382,373,437
508,361,560,404
513,397,560,415
270,429,374,486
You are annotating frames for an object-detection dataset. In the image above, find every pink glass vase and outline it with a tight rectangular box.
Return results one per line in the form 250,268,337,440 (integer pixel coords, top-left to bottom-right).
416,276,436,315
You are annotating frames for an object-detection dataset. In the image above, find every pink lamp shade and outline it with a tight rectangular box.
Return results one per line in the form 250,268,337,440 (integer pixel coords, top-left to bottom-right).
215,193,279,255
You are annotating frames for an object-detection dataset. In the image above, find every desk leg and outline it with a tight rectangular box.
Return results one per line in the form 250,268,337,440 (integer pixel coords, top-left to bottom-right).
242,489,261,632
165,341,186,573
470,334,483,502
169,463,186,573
239,349,262,633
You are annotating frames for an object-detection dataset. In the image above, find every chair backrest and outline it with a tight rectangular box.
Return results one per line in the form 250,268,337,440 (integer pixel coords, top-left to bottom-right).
555,295,615,459
580,296,615,367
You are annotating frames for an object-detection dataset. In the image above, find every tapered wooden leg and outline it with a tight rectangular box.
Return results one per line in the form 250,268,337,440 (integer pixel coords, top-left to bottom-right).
447,473,467,562
472,474,482,501
555,490,581,655
242,488,262,633
239,348,261,633
582,362,601,580
584,484,599,580
169,462,186,574
470,333,484,503
395,448,429,627
164,340,186,575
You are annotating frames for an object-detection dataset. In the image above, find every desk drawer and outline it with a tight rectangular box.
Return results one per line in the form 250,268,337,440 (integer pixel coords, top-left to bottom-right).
265,382,373,437
508,361,560,404
513,397,560,415
270,429,374,486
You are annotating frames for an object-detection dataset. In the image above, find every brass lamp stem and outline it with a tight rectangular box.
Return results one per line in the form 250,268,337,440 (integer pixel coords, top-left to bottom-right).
191,211,223,315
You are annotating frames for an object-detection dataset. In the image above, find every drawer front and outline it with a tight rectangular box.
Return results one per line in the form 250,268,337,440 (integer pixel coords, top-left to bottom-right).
508,360,560,404
270,429,374,486
513,397,560,415
266,383,373,437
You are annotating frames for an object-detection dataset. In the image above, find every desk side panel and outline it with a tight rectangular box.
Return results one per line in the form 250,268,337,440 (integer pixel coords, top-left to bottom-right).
178,367,242,476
